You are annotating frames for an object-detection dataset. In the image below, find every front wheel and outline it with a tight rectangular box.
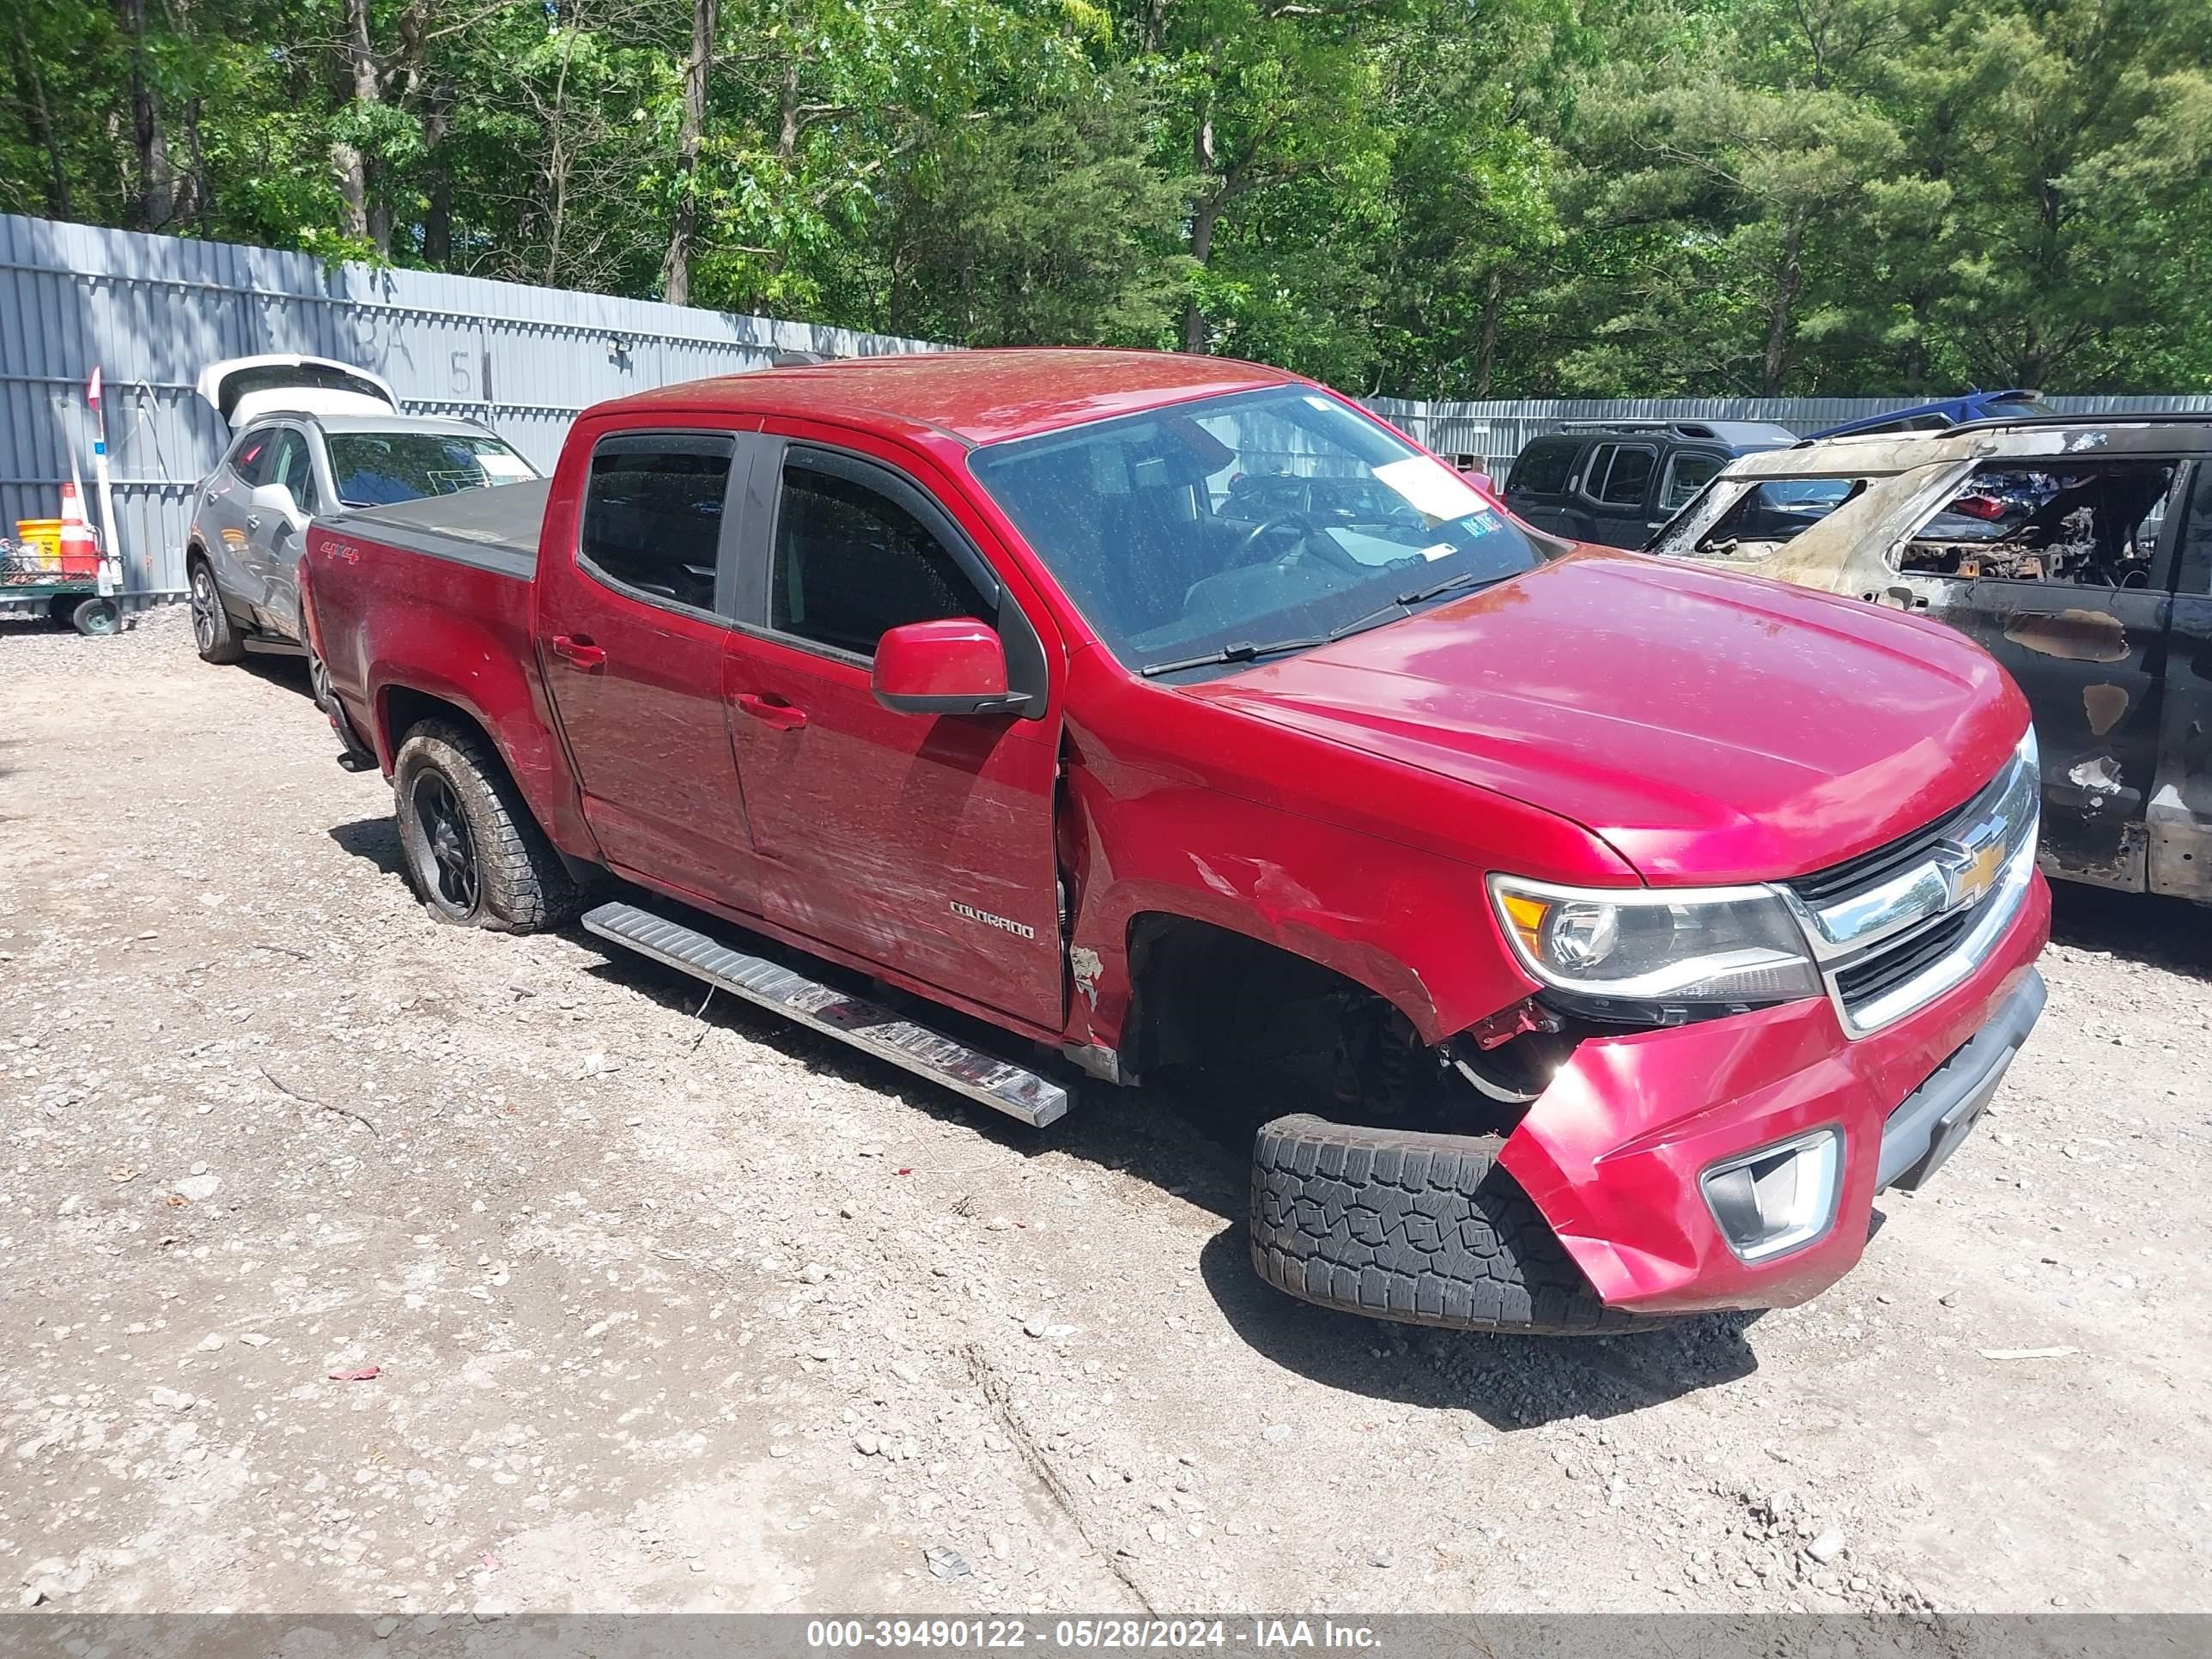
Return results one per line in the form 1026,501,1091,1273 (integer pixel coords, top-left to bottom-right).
392,720,580,933
1250,1115,1659,1334
188,559,244,664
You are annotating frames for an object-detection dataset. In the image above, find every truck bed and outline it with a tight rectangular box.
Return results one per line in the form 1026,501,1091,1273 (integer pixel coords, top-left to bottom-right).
323,478,551,578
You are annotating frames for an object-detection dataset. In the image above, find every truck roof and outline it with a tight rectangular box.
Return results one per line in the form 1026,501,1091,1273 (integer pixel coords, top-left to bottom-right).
596,349,1301,447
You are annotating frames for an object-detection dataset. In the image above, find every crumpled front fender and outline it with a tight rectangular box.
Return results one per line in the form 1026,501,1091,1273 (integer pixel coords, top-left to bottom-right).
1496,873,2051,1315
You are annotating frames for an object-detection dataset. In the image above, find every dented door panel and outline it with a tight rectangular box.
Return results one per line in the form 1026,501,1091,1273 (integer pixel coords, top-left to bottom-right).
2148,465,2212,900
1930,580,2166,890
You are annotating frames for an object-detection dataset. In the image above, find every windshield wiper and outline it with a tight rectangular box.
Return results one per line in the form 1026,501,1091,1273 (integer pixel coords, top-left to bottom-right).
1139,636,1328,678
1139,571,1511,677
1322,569,1504,643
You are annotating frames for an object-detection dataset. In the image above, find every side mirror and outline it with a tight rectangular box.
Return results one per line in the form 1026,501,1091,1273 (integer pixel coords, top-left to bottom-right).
1459,468,1494,494
872,619,1029,716
250,482,302,521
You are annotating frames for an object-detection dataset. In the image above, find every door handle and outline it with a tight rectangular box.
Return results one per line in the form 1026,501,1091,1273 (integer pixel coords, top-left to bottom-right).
550,633,607,670
734,691,807,731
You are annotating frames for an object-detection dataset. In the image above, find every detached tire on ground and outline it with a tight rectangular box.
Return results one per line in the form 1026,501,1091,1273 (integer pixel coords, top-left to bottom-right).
392,720,580,933
1251,1114,1656,1335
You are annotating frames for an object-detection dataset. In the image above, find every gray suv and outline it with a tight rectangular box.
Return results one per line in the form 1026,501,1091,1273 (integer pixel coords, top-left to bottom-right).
185,356,537,686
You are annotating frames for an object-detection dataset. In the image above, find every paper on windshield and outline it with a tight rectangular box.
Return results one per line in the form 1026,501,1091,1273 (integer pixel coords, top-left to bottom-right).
477,452,538,483
1372,456,1486,525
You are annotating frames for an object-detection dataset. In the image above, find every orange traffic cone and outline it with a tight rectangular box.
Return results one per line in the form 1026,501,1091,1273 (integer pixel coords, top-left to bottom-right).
58,477,99,576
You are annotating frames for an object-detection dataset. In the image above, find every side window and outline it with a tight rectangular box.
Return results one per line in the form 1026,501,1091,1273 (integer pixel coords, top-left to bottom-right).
230,431,275,487
1691,478,1863,556
578,433,734,613
1592,445,1657,507
1573,443,1616,498
1661,452,1724,513
270,429,319,514
1507,440,1578,496
771,455,990,658
2184,465,2212,598
1899,460,2178,587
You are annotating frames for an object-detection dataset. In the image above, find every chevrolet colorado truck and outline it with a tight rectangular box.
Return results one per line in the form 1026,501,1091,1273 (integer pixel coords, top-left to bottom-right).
301,349,2051,1334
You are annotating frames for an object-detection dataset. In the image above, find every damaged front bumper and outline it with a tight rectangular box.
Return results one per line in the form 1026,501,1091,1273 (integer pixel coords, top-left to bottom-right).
1496,870,2051,1316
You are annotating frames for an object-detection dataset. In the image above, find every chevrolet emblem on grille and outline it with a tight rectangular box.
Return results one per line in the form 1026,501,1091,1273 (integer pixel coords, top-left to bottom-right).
1943,837,2008,909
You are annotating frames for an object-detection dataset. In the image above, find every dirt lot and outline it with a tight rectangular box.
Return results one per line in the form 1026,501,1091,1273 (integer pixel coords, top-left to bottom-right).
3,605,2208,1618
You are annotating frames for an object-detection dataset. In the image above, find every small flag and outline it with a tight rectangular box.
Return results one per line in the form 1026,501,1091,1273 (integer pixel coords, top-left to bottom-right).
87,365,102,408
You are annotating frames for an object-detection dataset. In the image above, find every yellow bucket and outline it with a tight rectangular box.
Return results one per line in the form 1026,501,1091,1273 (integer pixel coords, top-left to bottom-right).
14,519,63,568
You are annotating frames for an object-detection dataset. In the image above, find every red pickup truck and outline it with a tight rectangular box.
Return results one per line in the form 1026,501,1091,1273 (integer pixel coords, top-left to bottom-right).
301,349,2050,1334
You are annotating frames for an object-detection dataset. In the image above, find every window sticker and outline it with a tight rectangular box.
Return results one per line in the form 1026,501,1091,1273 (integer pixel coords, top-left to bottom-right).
1373,455,1486,525
477,453,537,483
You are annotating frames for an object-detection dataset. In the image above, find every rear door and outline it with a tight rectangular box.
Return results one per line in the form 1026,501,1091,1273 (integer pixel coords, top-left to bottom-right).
723,430,1065,1030
1578,441,1659,547
2148,460,2212,898
199,426,276,606
534,425,763,909
246,424,320,637
1898,455,2185,890
1503,437,1582,534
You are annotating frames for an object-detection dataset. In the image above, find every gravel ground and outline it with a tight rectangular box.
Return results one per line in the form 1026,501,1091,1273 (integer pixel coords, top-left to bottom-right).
3,605,2208,1617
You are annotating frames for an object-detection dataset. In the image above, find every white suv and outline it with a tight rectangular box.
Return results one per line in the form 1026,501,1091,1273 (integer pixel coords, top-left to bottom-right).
185,356,537,689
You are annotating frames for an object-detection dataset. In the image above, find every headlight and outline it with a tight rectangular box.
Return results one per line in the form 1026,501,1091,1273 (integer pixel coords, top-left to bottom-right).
1488,875,1822,1016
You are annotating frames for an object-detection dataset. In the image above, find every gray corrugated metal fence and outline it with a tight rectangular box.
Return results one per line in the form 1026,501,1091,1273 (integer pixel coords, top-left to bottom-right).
0,214,941,594
6,211,2210,598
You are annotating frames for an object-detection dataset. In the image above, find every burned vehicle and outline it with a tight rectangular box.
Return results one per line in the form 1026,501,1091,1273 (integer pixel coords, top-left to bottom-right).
1651,415,2212,897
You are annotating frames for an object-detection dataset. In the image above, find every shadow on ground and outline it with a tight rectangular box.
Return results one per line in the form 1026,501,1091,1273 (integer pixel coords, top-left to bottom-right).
327,816,407,878
2049,880,2212,981
241,652,316,702
314,843,1765,1425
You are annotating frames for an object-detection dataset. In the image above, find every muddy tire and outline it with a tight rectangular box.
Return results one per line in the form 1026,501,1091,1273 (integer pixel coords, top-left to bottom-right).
392,720,580,933
1250,1114,1658,1334
188,557,244,665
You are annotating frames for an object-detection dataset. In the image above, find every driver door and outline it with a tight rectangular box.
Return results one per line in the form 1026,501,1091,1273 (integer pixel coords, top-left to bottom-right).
724,432,1065,1030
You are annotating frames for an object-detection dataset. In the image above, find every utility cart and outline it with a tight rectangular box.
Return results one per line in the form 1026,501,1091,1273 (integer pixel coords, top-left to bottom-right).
2,534,119,635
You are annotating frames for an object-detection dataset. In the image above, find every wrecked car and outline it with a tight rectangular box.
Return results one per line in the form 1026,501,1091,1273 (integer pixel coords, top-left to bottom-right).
300,350,2046,1335
1650,414,2212,898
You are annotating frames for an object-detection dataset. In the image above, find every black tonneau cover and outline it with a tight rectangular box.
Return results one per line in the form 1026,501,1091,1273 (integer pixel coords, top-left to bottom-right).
325,478,550,579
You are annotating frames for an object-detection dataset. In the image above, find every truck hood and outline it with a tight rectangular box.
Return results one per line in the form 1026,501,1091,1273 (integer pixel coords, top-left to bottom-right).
1184,547,2026,884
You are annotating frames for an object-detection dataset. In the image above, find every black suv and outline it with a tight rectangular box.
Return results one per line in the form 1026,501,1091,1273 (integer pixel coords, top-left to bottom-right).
1502,420,1797,548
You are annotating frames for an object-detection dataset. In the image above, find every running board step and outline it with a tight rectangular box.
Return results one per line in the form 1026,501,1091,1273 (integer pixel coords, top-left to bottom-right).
581,901,1068,1128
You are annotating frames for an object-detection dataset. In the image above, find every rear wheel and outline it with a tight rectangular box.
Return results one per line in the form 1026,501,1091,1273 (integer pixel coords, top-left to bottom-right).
188,559,243,664
392,720,580,933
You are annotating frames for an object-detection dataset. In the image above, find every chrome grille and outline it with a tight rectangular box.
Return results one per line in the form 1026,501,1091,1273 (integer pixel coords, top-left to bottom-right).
1786,746,2040,1036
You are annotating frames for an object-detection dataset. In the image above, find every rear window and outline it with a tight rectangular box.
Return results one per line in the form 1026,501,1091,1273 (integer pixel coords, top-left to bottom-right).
1507,440,1579,495
327,433,538,507
578,434,733,612
1589,445,1657,507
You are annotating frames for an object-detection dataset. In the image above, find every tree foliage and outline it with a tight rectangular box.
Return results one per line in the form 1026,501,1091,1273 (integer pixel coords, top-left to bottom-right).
2,0,2204,393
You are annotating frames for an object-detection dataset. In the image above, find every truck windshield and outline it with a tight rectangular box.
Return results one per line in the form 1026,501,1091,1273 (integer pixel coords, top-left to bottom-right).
329,434,539,507
968,387,1542,676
